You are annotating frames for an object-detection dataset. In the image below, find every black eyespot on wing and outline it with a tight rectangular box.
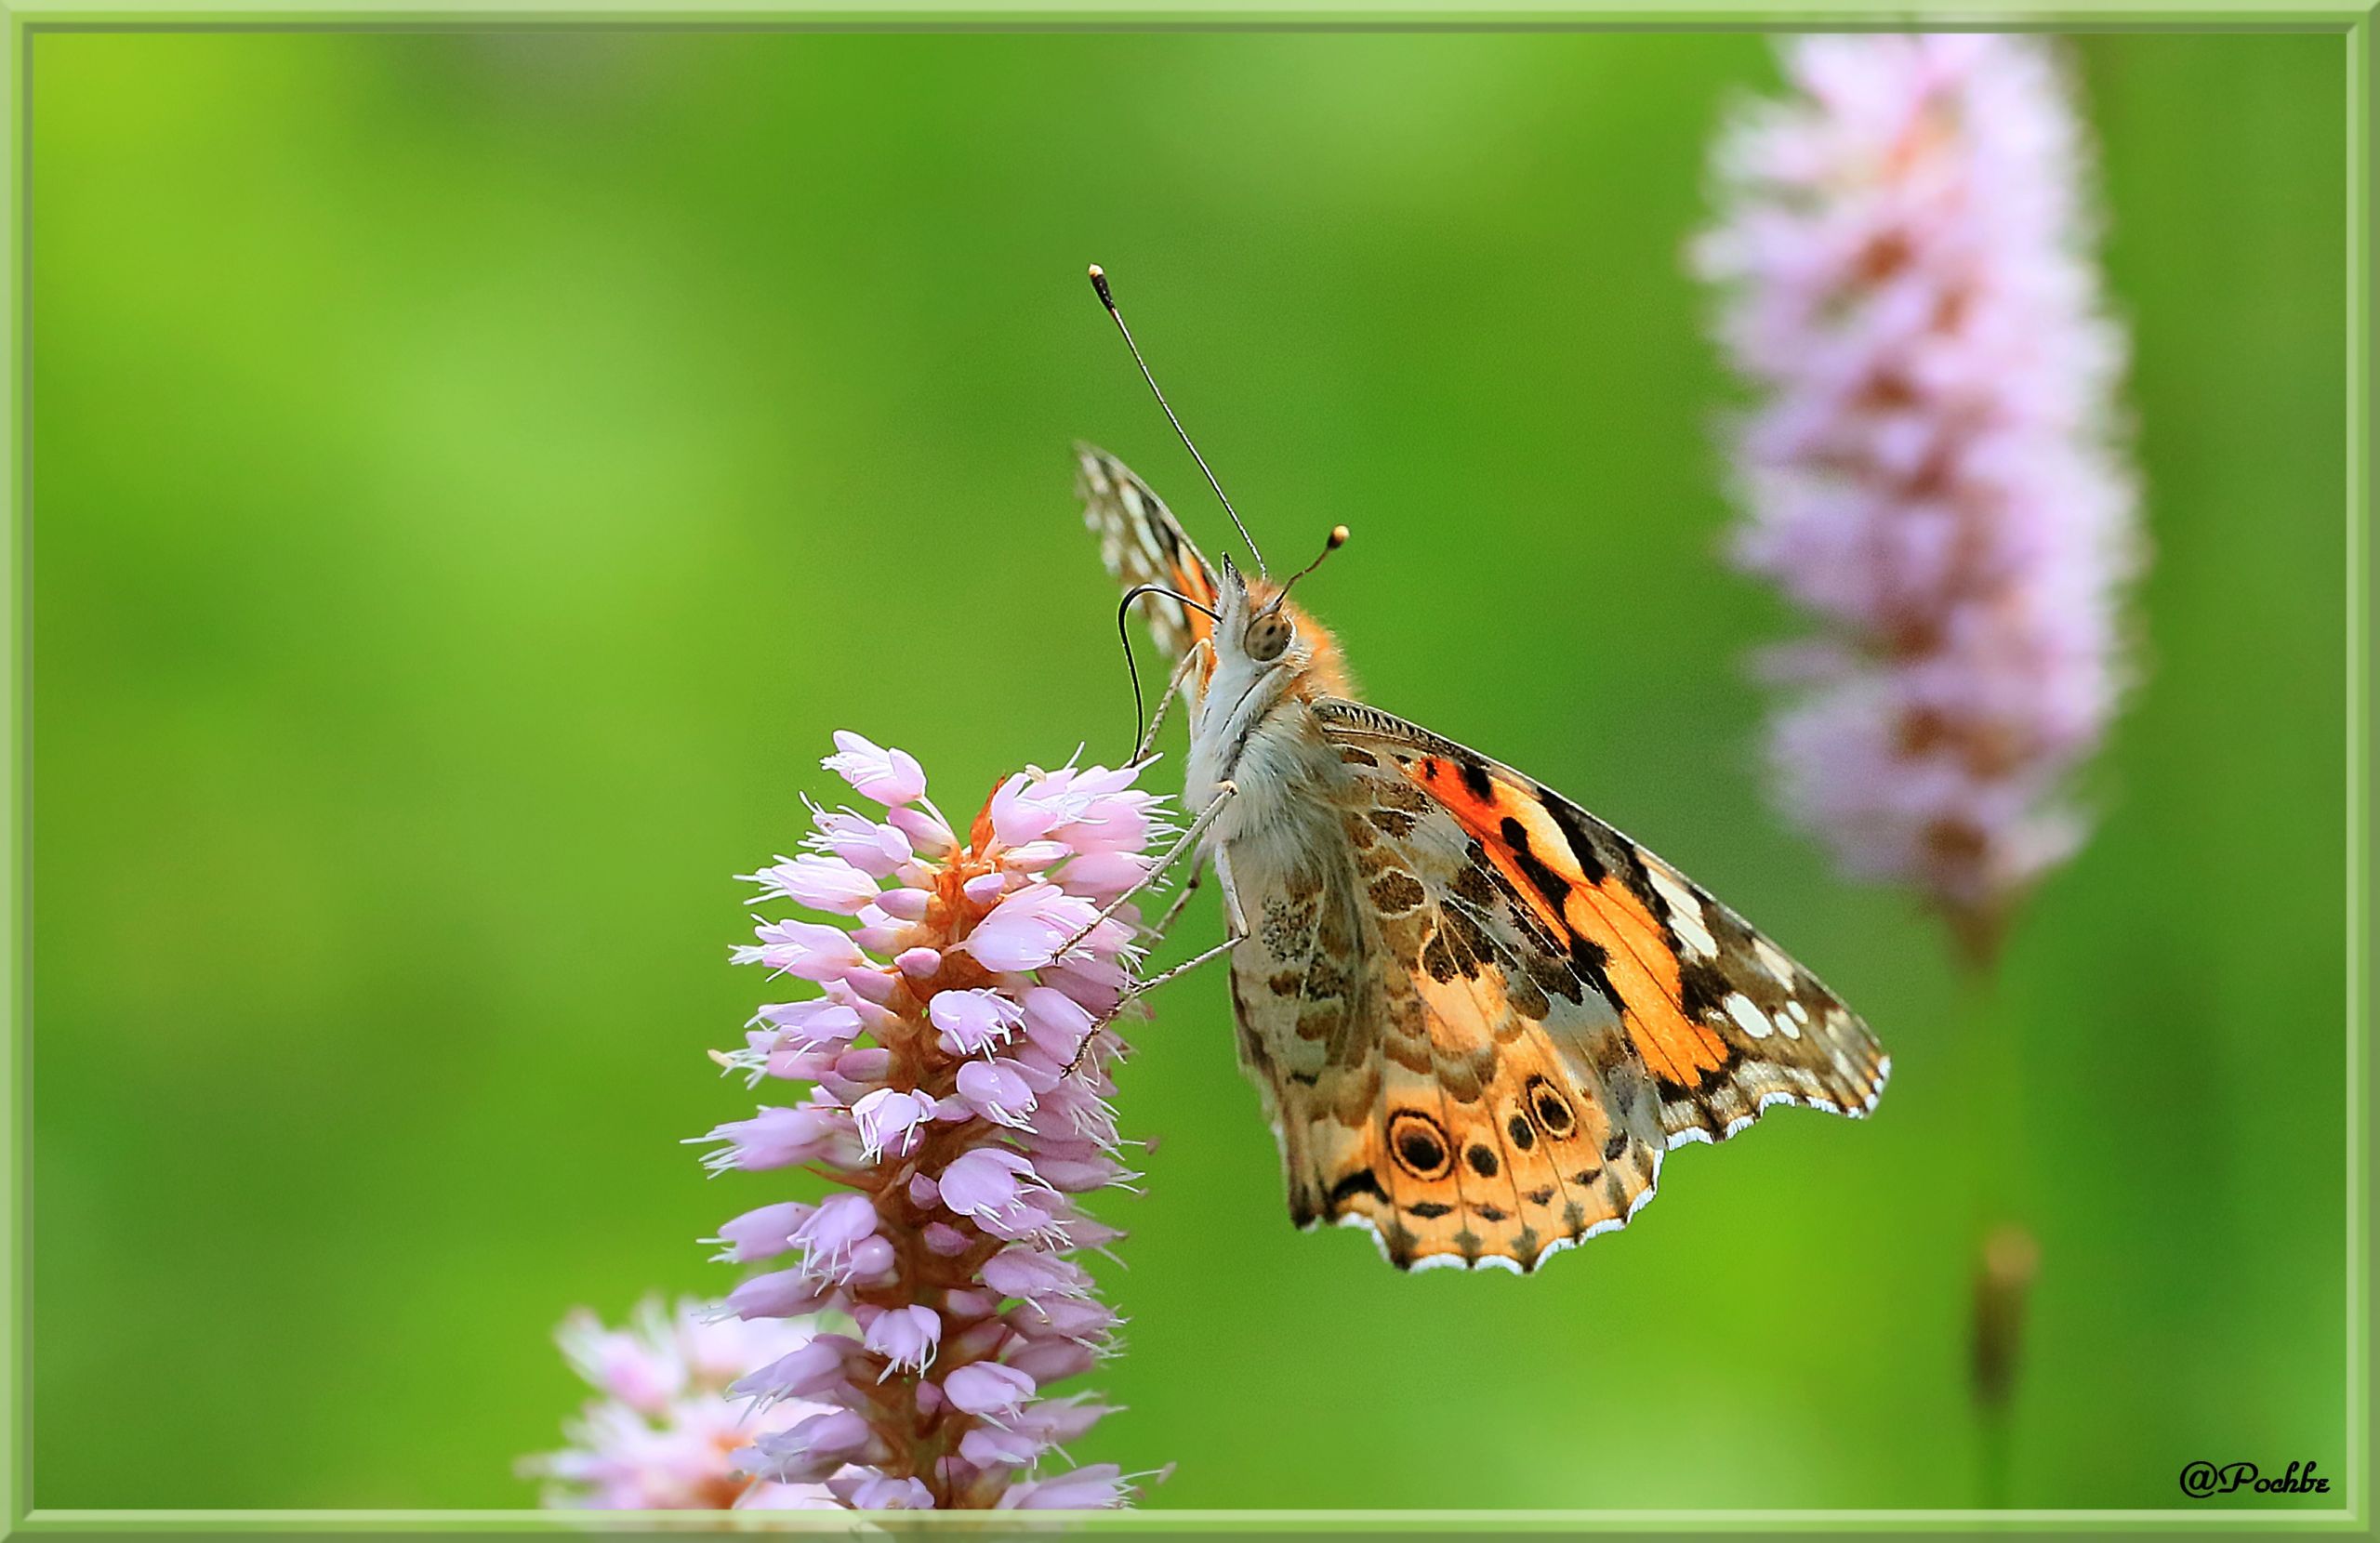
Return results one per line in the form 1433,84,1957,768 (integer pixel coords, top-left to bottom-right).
1524,1075,1578,1137
1506,1114,1536,1151
1459,759,1496,802
1465,1143,1500,1179
1388,1111,1453,1180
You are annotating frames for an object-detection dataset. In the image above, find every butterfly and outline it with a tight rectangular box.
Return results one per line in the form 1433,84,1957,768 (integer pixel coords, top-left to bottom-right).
1074,435,1890,1275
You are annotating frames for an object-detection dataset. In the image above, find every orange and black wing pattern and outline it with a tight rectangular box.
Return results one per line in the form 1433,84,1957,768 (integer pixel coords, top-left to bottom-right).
1316,699,1889,1149
1216,699,1887,1273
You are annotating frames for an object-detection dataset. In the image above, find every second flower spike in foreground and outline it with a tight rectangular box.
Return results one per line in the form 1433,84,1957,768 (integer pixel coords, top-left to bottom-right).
696,732,1174,1510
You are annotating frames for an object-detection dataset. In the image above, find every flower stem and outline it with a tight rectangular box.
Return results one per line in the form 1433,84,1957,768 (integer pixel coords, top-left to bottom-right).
1952,931,2037,1511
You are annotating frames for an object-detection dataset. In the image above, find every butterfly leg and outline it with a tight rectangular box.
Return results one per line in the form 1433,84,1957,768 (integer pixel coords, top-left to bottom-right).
1056,781,1236,958
1060,844,1249,1077
1145,856,1205,945
1130,640,1210,766
1213,842,1250,940
1062,916,1248,1078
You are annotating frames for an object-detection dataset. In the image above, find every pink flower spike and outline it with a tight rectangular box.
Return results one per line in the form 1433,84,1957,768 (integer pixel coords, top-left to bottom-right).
1005,1338,1098,1384
840,968,903,1007
1696,35,2138,953
840,1233,898,1286
864,1305,942,1375
1016,1395,1114,1446
694,1105,840,1175
997,1463,1131,1510
985,772,1064,845
752,854,879,915
850,1475,936,1510
555,1307,684,1416
960,1424,1045,1468
1054,850,1151,902
650,734,1169,1511
711,1201,812,1263
944,1287,998,1319
807,808,912,880
749,919,866,984
1055,795,1162,856
731,1336,853,1406
927,988,1024,1055
824,731,928,806
753,1000,863,1052
922,1222,973,1257
1002,839,1072,872
983,1249,1091,1304
850,904,906,956
1064,1217,1127,1253
723,1267,831,1321
792,1193,879,1276
886,804,956,856
1035,1152,1130,1194
936,1147,1045,1226
522,1299,835,1509
942,1362,1036,1419
962,885,1099,973
1019,986,1095,1061
1013,1294,1118,1343
850,1087,937,1161
955,1060,1038,1128
878,888,932,922
739,1408,879,1484
766,1046,839,1083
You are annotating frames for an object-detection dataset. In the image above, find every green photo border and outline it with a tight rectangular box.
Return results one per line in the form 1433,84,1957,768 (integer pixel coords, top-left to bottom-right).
0,7,2365,1536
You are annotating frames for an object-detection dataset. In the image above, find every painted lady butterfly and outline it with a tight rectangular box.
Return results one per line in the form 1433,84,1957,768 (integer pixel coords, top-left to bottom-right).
1073,270,1889,1273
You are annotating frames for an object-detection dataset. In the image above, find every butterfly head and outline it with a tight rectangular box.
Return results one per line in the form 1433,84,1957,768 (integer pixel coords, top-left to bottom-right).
1204,530,1352,709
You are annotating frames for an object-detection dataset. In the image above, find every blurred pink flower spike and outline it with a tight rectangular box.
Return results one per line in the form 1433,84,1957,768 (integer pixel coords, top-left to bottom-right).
518,1297,839,1510
1696,34,2140,961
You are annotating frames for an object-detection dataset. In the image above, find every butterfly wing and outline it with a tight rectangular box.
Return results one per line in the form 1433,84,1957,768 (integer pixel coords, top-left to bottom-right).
1076,444,1221,670
1224,698,1887,1272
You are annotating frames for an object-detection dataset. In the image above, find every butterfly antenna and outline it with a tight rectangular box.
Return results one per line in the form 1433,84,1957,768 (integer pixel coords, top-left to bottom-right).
1117,583,1221,756
1258,524,1349,618
1088,263,1268,578
1116,599,1148,759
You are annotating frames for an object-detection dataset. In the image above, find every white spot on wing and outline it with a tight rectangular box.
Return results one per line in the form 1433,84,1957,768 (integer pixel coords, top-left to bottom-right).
1646,867,1717,957
1725,991,1772,1039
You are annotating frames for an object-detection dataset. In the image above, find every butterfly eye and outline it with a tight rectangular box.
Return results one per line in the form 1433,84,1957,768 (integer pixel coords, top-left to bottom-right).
1246,613,1293,663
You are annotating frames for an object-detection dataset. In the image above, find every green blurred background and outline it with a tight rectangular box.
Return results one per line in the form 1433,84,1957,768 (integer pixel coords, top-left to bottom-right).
28,29,2347,1512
